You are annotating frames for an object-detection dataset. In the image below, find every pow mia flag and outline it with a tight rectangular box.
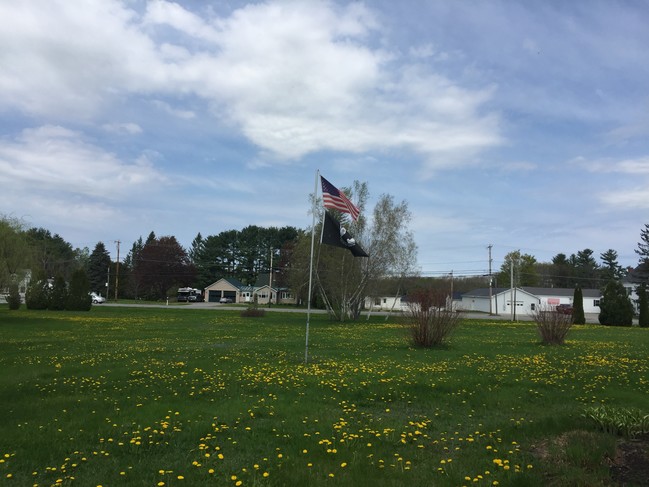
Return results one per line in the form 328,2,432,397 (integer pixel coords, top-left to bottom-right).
321,210,368,257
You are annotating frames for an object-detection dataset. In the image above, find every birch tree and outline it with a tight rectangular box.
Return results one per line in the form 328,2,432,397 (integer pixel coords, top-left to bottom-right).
312,182,418,321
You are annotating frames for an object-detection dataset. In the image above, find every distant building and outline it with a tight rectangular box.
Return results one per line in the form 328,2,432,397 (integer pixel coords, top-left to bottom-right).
460,287,602,315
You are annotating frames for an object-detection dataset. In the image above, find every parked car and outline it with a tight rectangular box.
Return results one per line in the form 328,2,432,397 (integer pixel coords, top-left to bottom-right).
90,292,106,304
556,304,573,314
219,297,233,303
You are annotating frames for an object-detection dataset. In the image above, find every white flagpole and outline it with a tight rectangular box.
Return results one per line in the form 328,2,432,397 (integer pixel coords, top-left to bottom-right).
305,169,319,364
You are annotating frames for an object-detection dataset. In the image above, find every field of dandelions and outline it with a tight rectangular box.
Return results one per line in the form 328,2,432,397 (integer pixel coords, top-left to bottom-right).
1,306,647,486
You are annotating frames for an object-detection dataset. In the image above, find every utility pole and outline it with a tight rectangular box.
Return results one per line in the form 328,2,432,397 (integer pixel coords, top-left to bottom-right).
488,244,493,315
114,240,120,301
510,257,514,322
449,270,454,309
106,265,110,300
268,248,273,306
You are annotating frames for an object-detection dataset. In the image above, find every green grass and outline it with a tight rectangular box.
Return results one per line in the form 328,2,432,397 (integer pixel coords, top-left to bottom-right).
1,306,648,486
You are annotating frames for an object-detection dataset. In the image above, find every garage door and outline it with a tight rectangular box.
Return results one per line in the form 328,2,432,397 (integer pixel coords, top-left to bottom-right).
208,290,222,302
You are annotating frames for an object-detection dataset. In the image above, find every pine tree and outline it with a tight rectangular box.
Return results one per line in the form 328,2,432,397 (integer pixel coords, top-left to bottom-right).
634,223,649,280
572,285,586,324
88,242,112,294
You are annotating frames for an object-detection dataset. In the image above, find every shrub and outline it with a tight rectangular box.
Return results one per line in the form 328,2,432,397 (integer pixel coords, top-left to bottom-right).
6,282,21,310
638,282,648,328
25,279,49,310
532,305,572,345
404,288,461,347
241,299,266,318
48,275,68,311
66,269,92,311
599,280,634,326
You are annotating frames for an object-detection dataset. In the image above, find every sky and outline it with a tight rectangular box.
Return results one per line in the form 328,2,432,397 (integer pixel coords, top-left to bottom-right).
1,0,649,277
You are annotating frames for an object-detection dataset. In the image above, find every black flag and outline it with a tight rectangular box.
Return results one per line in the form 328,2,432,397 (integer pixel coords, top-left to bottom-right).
321,211,368,257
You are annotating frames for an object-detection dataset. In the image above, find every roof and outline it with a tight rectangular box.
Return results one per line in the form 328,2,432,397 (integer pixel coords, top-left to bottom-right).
205,277,246,290
462,287,602,298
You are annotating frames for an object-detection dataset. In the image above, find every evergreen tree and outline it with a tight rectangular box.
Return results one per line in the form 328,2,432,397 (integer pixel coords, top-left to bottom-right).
598,280,634,326
572,285,585,324
573,249,600,288
48,274,68,310
550,253,573,288
25,278,49,310
6,282,21,310
189,232,204,264
66,268,92,311
634,223,649,281
88,242,112,294
638,282,648,328
599,249,624,281
122,237,144,299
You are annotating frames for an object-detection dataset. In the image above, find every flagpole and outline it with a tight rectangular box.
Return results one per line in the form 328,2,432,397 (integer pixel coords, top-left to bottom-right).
305,169,319,364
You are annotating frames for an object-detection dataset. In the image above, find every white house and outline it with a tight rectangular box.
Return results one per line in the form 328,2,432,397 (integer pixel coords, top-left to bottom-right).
461,287,540,315
460,287,602,316
524,287,601,314
364,295,407,312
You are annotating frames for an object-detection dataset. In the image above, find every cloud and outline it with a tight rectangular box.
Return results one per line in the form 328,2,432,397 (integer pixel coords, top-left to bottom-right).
102,122,143,135
151,100,196,119
0,0,502,171
574,155,649,174
0,1,161,119
600,188,649,210
0,125,167,199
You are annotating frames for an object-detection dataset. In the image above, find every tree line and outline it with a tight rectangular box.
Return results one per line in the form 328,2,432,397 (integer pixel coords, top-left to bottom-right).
3,212,649,321
497,248,628,289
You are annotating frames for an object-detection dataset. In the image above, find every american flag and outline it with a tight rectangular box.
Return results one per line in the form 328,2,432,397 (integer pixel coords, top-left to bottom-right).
320,176,360,221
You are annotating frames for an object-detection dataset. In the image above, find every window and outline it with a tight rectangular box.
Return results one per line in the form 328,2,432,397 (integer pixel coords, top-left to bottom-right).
374,298,381,306
594,299,600,306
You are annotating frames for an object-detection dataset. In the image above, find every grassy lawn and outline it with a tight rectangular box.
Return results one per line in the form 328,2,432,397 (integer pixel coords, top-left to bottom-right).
1,306,647,486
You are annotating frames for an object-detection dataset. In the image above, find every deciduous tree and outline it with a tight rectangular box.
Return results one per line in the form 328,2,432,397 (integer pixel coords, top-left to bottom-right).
0,216,31,290
307,182,418,321
134,235,195,300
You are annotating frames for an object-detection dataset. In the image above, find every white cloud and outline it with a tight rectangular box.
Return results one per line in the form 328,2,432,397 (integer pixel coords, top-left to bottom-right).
0,0,502,171
0,125,167,199
102,122,143,135
0,1,162,118
600,188,649,209
575,155,649,174
151,100,196,119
